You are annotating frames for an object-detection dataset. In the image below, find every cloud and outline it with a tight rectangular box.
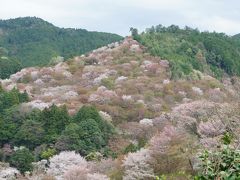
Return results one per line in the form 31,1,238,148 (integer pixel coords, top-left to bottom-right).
0,0,240,35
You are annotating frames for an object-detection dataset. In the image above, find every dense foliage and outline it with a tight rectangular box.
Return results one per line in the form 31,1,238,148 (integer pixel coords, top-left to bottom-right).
196,133,240,180
56,106,114,156
233,33,240,41
0,87,29,145
0,87,114,173
0,17,122,68
132,25,240,79
0,104,113,151
0,48,22,79
9,148,34,174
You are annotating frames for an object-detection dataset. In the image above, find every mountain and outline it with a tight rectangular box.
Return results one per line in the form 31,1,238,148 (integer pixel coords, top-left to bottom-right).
131,25,240,79
1,27,240,178
0,17,122,68
1,37,240,179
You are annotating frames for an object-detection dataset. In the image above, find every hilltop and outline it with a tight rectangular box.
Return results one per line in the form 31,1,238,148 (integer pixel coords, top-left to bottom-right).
131,25,240,79
0,17,122,71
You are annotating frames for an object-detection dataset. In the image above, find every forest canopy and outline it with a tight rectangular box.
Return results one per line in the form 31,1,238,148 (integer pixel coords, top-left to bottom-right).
0,17,122,69
132,25,240,79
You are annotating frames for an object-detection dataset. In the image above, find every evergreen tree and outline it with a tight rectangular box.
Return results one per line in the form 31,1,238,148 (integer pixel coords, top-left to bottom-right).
74,105,114,141
10,148,34,174
41,105,70,143
14,120,44,149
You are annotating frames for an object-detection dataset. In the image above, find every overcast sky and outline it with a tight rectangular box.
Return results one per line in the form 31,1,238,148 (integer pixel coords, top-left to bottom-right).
1,0,240,36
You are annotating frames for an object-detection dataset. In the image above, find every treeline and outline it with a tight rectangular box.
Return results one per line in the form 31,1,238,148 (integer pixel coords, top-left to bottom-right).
0,86,114,173
131,25,240,79
0,17,122,68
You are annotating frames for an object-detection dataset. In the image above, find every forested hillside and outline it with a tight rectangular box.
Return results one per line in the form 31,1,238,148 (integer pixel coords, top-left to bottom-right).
0,17,122,68
1,34,240,179
0,48,22,79
2,22,240,179
131,25,240,79
233,33,240,40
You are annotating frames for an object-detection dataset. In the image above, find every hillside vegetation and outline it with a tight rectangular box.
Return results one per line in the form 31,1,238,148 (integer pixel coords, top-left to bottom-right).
1,37,240,179
131,25,240,79
1,23,240,179
0,49,22,79
0,17,122,69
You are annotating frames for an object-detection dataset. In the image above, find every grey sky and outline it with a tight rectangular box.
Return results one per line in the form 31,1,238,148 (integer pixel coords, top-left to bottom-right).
1,0,240,36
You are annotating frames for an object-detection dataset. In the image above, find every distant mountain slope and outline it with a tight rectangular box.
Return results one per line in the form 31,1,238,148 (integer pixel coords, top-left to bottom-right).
233,33,240,40
0,47,22,79
131,25,240,79
232,33,240,47
0,17,122,67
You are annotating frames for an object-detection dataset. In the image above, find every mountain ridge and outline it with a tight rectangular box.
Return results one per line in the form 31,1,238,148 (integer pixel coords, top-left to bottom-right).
0,17,122,70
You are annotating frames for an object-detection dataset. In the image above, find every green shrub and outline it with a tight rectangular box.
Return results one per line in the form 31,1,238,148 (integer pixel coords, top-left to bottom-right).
101,78,115,90
85,152,103,161
40,148,57,160
123,143,138,154
196,133,240,179
123,139,146,154
10,148,34,174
